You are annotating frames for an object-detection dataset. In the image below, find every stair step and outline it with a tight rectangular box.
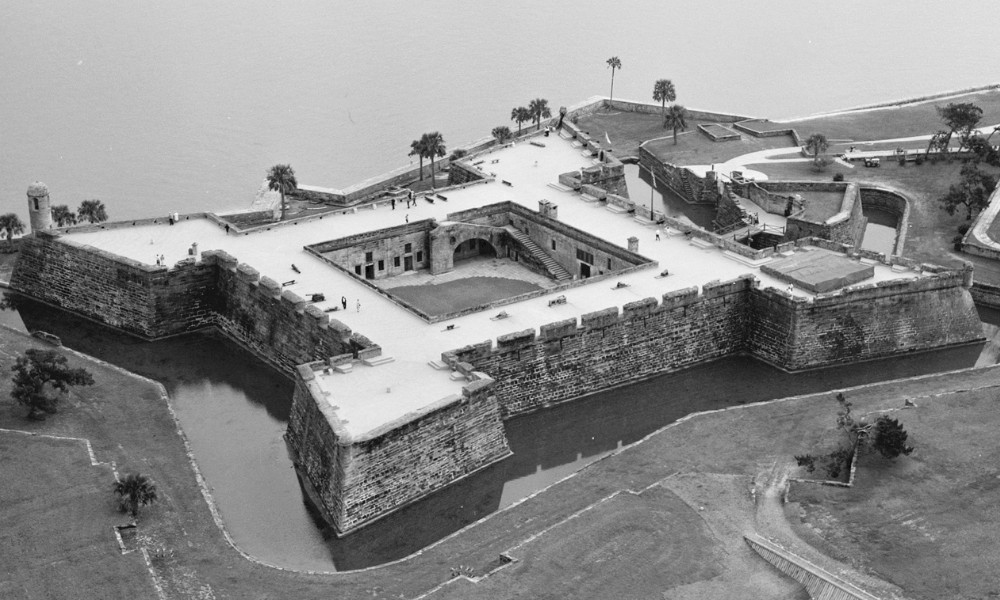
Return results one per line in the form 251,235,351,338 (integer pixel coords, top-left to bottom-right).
362,355,395,367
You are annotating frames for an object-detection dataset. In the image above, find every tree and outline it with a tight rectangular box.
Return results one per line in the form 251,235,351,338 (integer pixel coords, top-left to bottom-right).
10,348,95,420
491,125,513,145
936,102,983,153
409,135,430,181
926,130,951,157
113,473,158,520
662,104,688,145
805,133,829,169
52,205,77,227
871,416,914,459
266,164,297,221
77,199,108,224
0,213,25,248
652,79,676,116
419,131,447,189
938,162,997,220
795,393,915,479
511,106,532,136
606,56,622,107
528,98,551,131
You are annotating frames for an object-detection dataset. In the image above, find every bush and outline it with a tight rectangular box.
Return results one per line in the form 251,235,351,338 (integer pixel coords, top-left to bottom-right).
832,173,844,182
958,223,970,235
914,154,924,165
898,156,907,166
953,234,964,250
449,149,468,161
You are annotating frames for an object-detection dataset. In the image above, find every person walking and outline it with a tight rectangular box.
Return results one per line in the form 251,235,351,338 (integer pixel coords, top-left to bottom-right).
391,197,396,210
341,296,347,310
356,299,361,312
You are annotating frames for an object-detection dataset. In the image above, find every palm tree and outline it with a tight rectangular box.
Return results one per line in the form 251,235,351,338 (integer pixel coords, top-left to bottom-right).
662,104,688,145
652,79,676,116
77,199,108,224
528,98,551,131
0,213,25,249
805,133,829,167
266,164,297,221
606,56,622,107
113,473,157,520
52,205,77,227
409,135,430,181
425,132,447,189
511,106,532,136
492,126,513,145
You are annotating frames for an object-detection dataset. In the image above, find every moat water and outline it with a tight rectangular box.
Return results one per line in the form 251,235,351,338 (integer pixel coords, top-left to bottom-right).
0,293,991,571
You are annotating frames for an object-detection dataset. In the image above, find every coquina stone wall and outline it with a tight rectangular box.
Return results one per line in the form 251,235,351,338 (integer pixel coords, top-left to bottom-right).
444,276,754,418
444,268,982,419
10,234,363,374
11,231,218,337
286,363,511,536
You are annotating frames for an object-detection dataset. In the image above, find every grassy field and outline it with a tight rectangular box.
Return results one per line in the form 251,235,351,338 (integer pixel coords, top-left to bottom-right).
788,387,1000,600
751,158,974,266
573,110,794,163
778,89,1000,142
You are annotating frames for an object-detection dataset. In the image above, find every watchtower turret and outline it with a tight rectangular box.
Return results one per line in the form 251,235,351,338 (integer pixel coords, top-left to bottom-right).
27,182,53,232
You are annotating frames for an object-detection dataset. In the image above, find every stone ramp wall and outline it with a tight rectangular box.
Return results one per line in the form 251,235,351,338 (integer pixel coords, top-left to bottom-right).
744,534,880,600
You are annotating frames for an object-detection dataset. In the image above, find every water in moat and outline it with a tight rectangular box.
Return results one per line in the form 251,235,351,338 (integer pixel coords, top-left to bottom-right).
0,293,988,571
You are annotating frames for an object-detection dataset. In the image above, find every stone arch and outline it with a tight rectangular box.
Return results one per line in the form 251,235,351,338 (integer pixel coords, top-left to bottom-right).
452,237,497,264
429,223,506,274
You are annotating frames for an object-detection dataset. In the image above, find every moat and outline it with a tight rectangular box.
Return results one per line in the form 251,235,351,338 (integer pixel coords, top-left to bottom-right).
0,294,986,570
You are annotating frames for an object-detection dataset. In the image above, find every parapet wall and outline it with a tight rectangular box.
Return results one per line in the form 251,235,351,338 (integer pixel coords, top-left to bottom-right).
444,268,982,418
286,364,511,535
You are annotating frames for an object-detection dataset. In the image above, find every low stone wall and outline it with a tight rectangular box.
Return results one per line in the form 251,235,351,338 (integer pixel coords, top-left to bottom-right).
286,363,511,536
639,146,719,204
859,186,909,255
445,262,982,418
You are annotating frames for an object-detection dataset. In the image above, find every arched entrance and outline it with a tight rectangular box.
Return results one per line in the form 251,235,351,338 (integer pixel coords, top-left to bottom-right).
453,238,497,265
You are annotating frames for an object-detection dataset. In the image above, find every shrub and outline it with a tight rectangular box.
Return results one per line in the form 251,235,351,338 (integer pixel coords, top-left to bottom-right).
898,155,907,166
953,234,964,250
914,154,924,165
958,223,970,235
449,149,468,161
833,173,844,182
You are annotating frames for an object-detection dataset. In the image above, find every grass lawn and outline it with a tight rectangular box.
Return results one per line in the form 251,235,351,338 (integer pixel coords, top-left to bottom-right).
574,110,794,164
788,387,1000,600
389,276,541,316
777,89,1000,142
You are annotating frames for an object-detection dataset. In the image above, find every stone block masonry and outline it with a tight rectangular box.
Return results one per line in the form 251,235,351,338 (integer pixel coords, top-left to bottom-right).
9,234,364,374
285,363,511,536
445,270,983,419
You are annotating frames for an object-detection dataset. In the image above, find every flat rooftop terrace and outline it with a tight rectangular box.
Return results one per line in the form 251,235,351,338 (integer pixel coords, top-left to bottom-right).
63,136,930,437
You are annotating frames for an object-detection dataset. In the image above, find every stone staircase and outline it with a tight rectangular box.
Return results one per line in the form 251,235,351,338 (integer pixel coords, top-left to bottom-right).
505,226,573,281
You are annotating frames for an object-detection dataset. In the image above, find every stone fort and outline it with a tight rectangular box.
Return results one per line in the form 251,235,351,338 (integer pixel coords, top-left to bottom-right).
7,97,984,537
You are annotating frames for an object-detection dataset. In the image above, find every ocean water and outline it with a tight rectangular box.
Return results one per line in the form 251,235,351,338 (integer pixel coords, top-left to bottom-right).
3,1,1000,220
